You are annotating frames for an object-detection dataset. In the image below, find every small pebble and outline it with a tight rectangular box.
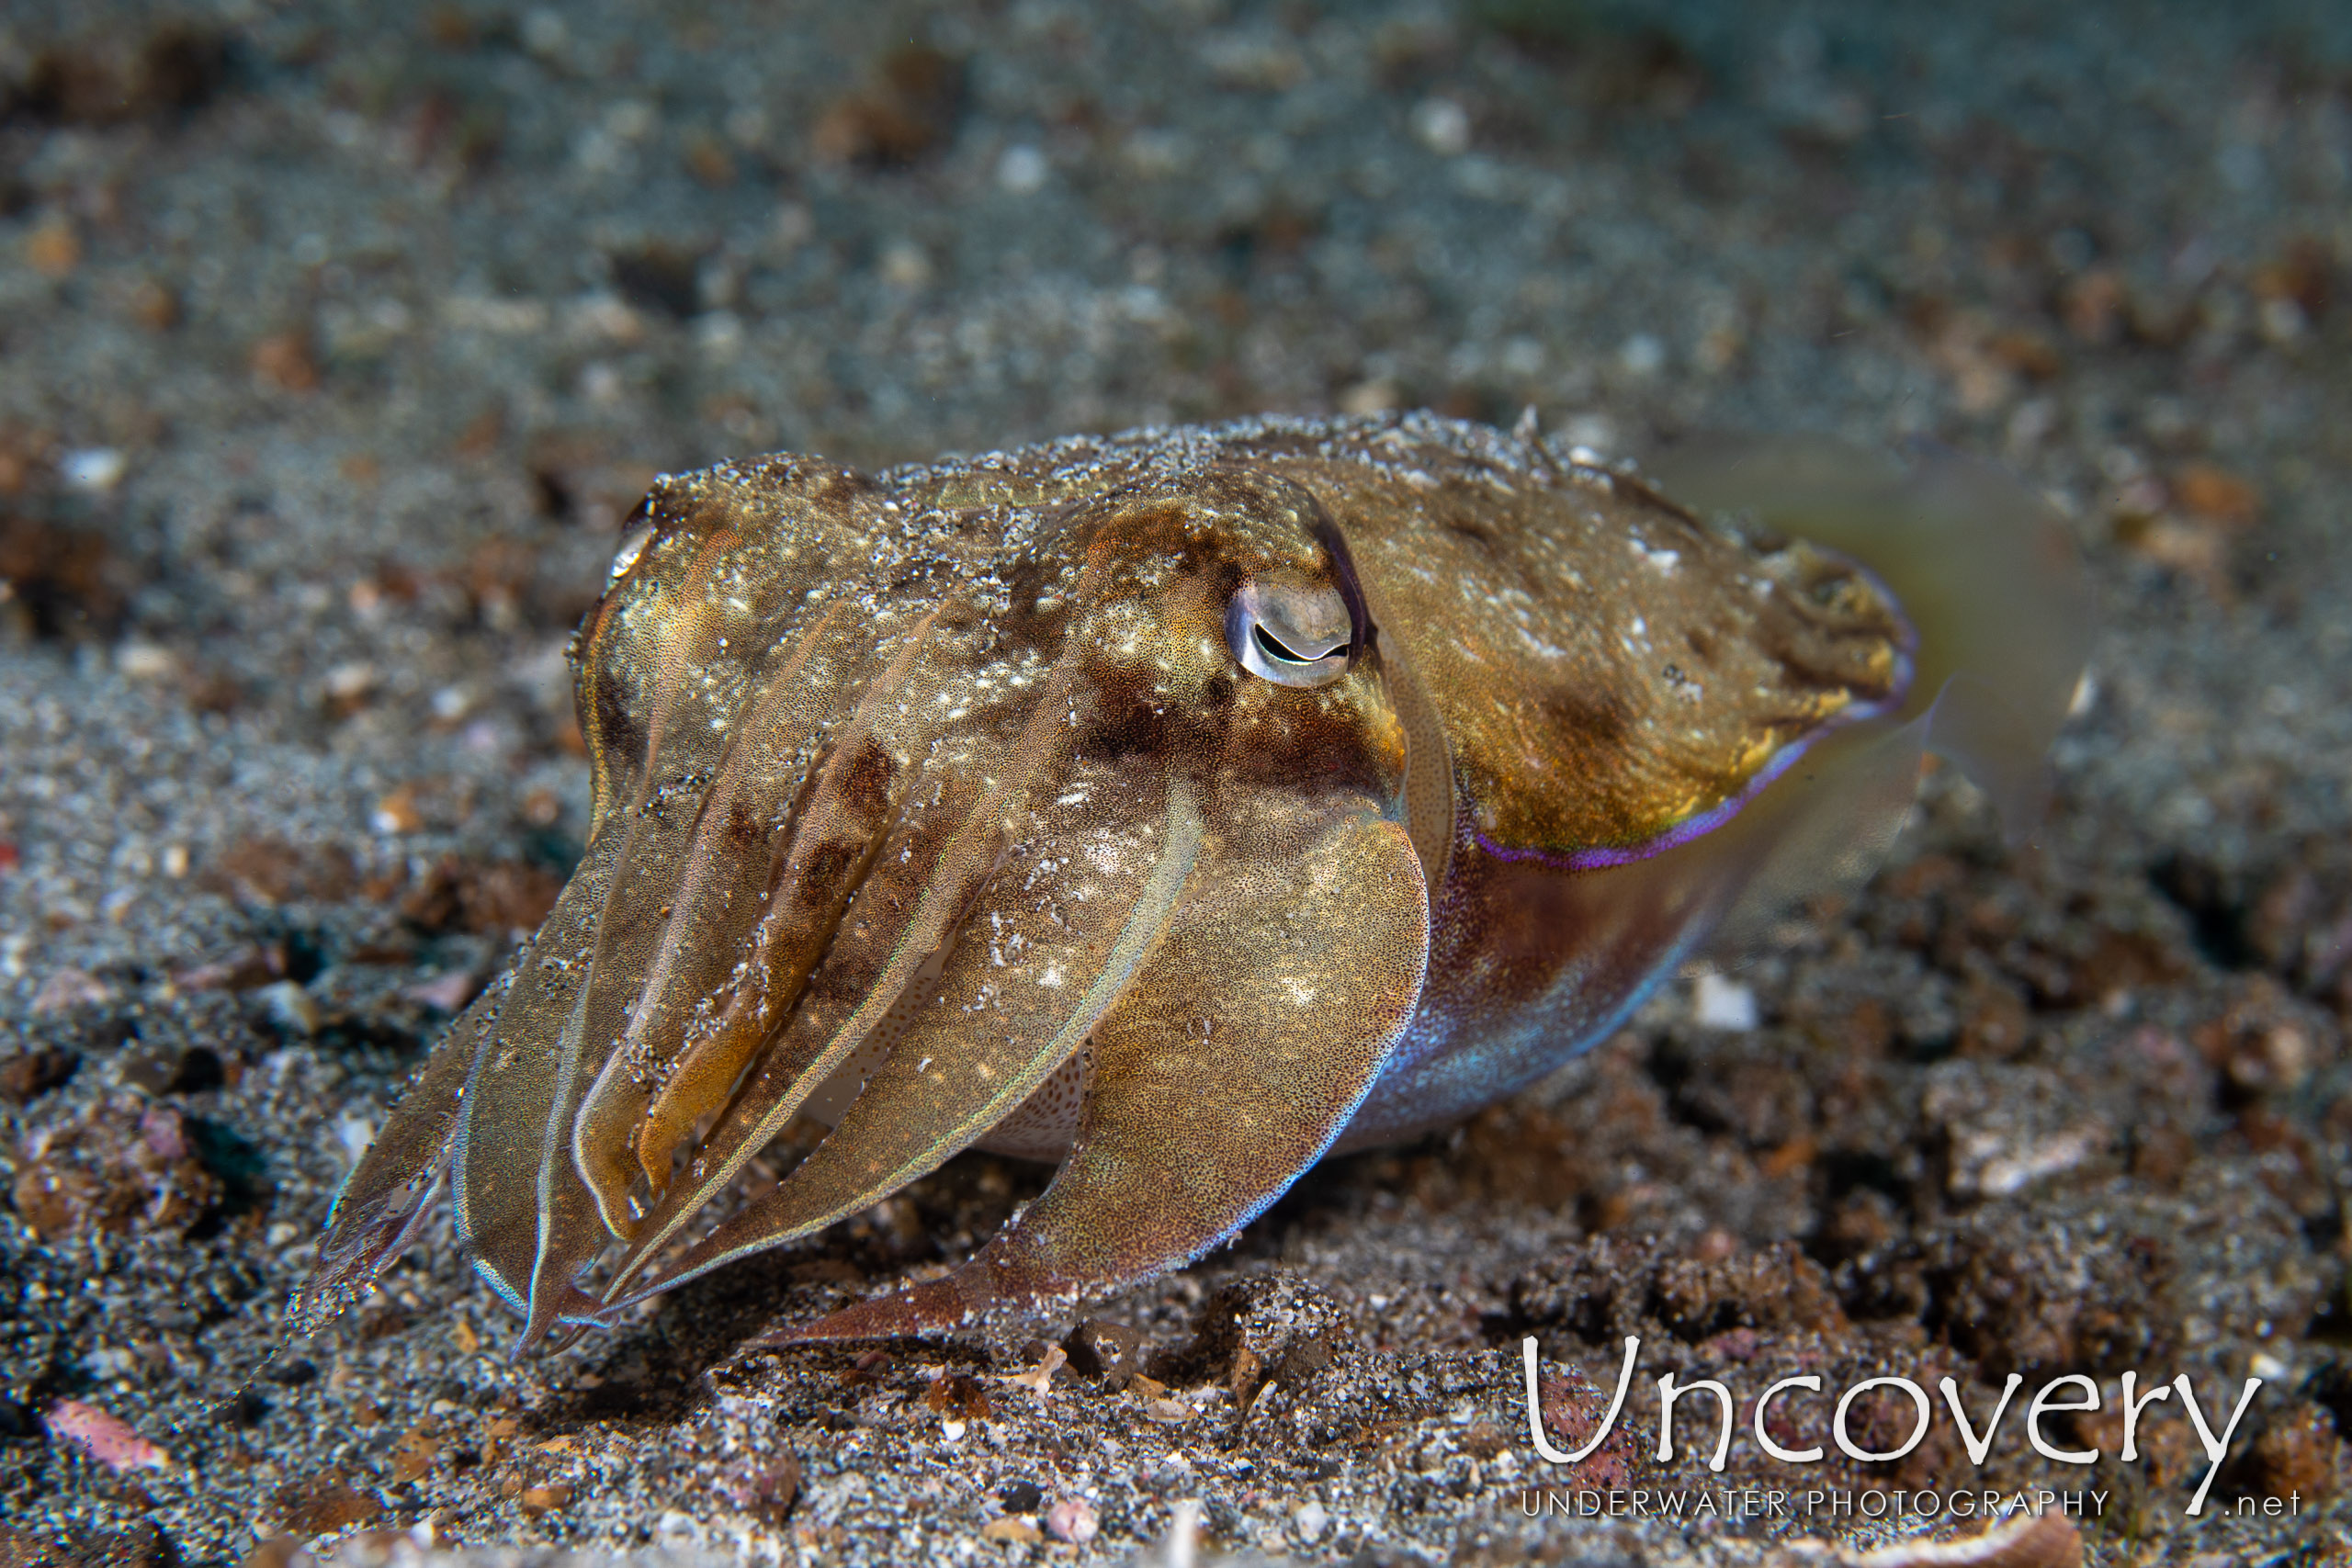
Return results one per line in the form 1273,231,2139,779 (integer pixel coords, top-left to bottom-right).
61,448,127,491
44,1400,171,1472
1411,97,1470,156
260,979,321,1035
997,144,1048,194
1046,1495,1097,1544
26,220,80,278
1694,973,1758,1031
116,640,178,680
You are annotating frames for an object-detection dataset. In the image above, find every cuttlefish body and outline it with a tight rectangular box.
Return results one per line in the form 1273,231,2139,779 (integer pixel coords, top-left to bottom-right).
295,412,2087,1349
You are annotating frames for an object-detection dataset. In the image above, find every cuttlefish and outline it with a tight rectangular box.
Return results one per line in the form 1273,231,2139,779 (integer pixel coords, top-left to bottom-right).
293,412,2088,1350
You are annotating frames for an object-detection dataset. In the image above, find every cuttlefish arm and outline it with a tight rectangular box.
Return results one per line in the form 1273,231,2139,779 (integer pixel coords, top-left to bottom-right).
287,973,498,1336
453,522,763,1344
769,802,1428,1342
592,709,1189,1311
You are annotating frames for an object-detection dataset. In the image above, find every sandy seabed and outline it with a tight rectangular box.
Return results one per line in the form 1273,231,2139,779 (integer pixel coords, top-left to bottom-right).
2,1,2348,1563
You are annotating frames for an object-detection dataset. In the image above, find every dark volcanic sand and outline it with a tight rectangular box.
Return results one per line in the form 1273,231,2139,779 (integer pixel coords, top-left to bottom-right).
3,1,2349,1563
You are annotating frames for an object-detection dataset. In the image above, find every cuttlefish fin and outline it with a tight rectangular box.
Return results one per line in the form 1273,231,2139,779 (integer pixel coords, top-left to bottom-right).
1652,436,2092,969
1696,712,1936,966
766,807,1429,1344
1652,434,2093,840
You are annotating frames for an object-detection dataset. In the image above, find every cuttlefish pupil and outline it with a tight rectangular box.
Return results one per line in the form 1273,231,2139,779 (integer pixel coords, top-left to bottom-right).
1230,579,1356,688
294,412,2087,1351
1253,625,1341,666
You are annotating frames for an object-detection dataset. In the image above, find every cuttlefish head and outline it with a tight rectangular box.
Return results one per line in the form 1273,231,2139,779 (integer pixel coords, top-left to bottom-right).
297,457,1432,1349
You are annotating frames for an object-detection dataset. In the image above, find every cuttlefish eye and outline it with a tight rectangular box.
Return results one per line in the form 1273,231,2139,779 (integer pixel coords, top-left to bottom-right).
1227,580,1352,688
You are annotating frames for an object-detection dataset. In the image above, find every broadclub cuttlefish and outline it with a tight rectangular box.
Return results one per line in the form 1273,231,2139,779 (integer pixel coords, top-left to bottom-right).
292,412,2089,1352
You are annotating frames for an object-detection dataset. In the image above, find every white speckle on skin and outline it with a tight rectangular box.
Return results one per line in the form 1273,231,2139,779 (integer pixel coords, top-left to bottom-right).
334,1114,375,1168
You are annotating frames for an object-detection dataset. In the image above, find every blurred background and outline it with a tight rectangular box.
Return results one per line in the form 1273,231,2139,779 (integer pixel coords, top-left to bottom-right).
3,1,2350,1561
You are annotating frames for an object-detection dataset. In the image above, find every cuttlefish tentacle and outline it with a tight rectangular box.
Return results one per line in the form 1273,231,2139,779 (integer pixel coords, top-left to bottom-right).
775,804,1428,1343
589,472,1412,1333
594,499,1198,1306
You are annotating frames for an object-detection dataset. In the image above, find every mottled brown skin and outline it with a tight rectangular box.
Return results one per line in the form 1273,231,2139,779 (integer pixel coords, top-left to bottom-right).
294,412,2073,1349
